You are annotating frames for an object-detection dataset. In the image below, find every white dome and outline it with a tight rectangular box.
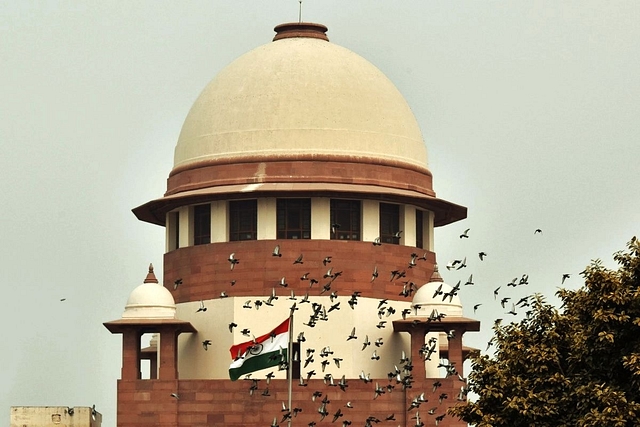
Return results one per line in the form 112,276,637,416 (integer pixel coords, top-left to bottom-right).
173,25,427,170
122,265,176,319
411,268,463,317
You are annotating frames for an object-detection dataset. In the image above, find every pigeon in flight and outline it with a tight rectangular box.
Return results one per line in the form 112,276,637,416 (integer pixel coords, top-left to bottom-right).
347,327,357,341
196,300,207,313
228,253,239,270
459,228,470,239
272,245,282,257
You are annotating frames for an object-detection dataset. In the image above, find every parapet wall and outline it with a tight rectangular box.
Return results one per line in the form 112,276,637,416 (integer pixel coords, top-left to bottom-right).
117,377,466,427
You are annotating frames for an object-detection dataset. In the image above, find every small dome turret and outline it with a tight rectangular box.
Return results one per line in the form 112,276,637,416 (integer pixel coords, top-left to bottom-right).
122,264,176,319
411,265,463,317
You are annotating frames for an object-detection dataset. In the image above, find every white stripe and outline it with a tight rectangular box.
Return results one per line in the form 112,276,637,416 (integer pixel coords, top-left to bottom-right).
229,332,288,369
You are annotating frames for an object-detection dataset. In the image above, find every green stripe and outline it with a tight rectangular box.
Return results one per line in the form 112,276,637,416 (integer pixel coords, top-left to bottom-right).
228,349,288,381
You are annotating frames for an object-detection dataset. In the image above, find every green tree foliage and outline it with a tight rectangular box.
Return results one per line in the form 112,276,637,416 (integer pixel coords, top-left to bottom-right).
451,237,640,427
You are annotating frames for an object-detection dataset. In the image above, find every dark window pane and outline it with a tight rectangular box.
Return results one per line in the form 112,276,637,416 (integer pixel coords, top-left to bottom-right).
229,200,257,241
330,199,361,240
379,203,399,244
193,204,211,245
416,209,424,249
277,199,311,240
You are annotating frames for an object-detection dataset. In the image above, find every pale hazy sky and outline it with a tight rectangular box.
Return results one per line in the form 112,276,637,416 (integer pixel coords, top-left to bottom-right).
1,2,639,426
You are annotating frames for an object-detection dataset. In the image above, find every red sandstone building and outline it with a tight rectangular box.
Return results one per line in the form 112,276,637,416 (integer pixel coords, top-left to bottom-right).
105,22,478,427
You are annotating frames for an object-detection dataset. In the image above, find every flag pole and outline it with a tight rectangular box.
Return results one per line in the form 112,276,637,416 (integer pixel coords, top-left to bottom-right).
287,310,294,427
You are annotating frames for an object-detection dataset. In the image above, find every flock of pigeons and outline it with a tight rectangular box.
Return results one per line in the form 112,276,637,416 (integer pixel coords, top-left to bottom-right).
169,227,568,426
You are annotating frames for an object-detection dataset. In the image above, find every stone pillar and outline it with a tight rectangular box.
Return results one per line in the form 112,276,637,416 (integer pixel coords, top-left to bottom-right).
410,326,426,380
159,328,179,380
150,354,158,379
121,330,141,380
448,327,464,376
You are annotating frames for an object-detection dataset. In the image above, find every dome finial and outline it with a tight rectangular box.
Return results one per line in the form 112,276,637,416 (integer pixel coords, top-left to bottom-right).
144,263,158,284
430,264,444,283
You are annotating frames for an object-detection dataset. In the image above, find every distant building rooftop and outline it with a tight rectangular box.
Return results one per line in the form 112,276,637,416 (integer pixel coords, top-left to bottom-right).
10,406,102,427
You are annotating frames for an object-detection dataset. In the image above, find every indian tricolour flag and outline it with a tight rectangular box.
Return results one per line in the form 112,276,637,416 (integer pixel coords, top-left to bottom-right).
228,318,290,381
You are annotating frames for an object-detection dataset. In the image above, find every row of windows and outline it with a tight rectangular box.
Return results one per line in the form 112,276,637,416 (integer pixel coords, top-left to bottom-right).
173,199,428,249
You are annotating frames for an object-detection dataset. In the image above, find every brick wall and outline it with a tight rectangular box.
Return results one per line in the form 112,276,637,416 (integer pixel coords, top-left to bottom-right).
117,376,467,427
164,240,436,304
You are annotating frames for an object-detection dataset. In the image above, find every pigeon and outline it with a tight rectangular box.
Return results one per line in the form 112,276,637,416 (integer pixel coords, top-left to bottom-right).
373,382,385,398
459,228,470,238
228,253,239,270
173,278,182,290
196,300,207,313
534,229,543,234
332,409,343,423
562,273,571,284
478,251,487,260
347,327,357,341
293,254,304,264
331,223,341,235
202,340,212,350
362,335,371,351
408,253,417,268
272,245,282,257
338,375,348,391
372,237,382,246
432,283,443,299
